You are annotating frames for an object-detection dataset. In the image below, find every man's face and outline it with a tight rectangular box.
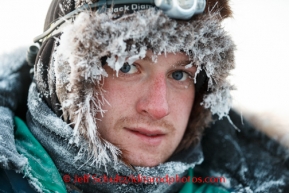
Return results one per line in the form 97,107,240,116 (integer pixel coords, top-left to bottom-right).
97,51,196,167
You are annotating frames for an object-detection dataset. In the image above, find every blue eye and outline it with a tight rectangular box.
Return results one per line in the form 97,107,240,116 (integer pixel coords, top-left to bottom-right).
170,70,191,82
172,71,184,80
120,63,131,73
120,63,138,74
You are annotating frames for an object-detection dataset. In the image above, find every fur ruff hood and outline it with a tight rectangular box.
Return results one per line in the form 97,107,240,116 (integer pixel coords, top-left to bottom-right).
34,0,235,167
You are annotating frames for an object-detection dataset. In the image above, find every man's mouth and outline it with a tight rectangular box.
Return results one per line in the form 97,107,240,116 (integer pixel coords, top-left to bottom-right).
125,127,165,146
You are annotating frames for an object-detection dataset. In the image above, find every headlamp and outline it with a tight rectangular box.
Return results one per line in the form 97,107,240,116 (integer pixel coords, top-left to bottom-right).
155,0,206,20
33,0,206,43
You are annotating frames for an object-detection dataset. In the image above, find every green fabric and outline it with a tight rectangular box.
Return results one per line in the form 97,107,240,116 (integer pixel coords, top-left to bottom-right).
179,168,230,193
14,116,67,193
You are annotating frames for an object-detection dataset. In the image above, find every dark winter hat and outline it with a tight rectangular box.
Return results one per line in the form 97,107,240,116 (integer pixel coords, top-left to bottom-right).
33,0,235,166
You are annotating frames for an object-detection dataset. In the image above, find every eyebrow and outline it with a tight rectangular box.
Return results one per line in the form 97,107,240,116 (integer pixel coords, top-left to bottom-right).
174,60,192,67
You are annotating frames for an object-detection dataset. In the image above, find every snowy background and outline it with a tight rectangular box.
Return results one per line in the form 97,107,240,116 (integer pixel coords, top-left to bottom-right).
0,0,288,146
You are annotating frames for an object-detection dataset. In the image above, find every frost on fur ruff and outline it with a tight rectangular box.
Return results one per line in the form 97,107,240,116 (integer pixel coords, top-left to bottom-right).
52,8,235,167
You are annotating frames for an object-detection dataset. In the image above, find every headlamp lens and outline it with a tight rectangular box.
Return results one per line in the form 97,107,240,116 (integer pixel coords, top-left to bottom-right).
177,0,195,9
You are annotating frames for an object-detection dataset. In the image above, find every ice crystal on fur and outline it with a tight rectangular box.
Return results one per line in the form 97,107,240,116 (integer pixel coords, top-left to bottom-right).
202,82,233,118
194,65,202,83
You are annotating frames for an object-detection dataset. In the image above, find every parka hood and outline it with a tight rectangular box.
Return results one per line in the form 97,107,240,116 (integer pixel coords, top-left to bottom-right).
33,0,235,167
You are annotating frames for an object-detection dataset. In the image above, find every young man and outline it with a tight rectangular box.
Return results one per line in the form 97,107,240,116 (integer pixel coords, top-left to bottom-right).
0,0,288,192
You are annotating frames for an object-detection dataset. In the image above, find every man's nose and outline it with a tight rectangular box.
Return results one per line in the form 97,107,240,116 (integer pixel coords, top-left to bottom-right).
136,74,170,120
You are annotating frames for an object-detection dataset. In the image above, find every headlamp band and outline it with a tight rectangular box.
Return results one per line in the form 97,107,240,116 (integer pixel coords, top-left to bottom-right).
33,0,206,43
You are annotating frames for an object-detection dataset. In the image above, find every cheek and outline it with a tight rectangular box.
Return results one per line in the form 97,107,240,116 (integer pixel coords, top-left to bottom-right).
98,78,137,128
102,79,135,109
169,89,195,130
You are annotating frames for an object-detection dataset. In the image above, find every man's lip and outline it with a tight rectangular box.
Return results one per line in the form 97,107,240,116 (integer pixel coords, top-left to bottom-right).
125,127,165,135
124,127,165,146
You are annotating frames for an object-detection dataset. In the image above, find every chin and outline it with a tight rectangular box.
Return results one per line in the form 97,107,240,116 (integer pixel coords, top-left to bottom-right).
130,160,162,167
123,152,167,167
